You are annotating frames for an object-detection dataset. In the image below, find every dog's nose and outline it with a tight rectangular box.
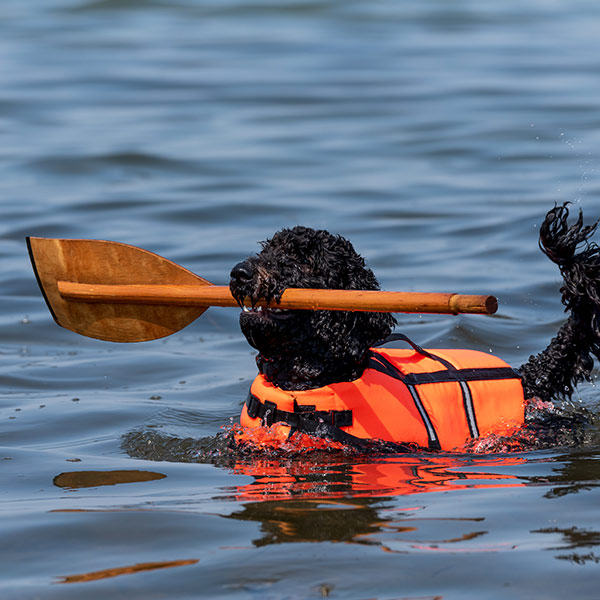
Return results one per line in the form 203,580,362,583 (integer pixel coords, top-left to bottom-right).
230,261,253,282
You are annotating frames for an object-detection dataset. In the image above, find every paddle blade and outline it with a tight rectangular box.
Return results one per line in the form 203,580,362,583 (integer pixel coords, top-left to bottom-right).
27,237,210,342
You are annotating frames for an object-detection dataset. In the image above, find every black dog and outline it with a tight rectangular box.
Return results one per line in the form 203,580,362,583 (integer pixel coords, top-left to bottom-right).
230,226,396,391
230,204,600,448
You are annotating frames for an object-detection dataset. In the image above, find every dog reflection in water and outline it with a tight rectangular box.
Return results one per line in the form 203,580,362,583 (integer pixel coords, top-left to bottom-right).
227,454,524,552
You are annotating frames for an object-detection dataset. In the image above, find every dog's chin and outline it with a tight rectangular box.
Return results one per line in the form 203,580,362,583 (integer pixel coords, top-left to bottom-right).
239,308,301,353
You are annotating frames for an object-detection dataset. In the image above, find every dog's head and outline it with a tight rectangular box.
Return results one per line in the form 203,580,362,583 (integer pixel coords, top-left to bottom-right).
230,226,396,390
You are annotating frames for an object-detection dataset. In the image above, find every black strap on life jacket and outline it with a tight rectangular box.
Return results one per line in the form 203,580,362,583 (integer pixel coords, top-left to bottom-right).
246,392,352,429
369,333,522,450
245,391,372,449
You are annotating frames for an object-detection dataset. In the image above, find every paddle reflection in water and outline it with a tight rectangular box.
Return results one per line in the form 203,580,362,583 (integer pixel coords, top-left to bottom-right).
53,469,166,489
51,468,198,585
57,559,199,584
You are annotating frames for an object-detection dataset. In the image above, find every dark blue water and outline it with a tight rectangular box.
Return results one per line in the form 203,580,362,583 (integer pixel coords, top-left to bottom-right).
2,1,600,598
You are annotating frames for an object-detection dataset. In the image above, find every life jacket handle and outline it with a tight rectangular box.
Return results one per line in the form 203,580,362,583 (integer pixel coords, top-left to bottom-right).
374,333,454,369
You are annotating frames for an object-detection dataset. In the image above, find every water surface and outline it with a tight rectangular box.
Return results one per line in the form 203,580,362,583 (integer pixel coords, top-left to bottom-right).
2,1,600,598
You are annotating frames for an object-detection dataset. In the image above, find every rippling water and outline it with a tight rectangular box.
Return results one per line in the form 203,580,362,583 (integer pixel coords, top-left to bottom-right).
3,1,600,598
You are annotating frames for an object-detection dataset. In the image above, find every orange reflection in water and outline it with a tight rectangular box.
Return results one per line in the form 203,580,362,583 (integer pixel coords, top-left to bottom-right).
232,454,525,502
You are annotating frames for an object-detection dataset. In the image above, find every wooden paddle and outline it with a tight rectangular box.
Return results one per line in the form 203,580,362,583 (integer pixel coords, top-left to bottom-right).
27,236,498,343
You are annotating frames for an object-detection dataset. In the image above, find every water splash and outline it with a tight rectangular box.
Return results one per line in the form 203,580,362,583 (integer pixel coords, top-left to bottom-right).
122,397,597,466
465,397,598,453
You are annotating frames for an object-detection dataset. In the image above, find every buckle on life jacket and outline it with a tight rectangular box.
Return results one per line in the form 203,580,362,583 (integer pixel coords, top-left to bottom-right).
262,401,277,426
293,399,353,428
331,410,353,428
246,392,279,426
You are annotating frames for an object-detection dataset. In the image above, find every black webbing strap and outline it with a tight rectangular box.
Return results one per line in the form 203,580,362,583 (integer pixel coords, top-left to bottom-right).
400,367,520,385
246,392,353,429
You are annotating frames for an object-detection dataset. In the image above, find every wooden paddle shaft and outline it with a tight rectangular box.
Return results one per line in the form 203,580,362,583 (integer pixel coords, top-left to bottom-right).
57,281,497,315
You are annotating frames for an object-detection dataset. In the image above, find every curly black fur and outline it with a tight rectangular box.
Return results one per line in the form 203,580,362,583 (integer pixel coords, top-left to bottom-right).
231,208,600,405
229,226,396,390
519,203,600,401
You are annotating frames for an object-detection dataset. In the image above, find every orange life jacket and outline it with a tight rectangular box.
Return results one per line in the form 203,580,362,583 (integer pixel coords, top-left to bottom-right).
240,342,525,451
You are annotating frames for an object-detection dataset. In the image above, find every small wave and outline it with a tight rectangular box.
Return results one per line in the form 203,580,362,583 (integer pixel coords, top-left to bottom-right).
28,152,195,177
66,0,174,13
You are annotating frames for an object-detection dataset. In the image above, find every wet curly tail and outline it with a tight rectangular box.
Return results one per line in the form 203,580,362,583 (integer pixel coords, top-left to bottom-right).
519,203,600,401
